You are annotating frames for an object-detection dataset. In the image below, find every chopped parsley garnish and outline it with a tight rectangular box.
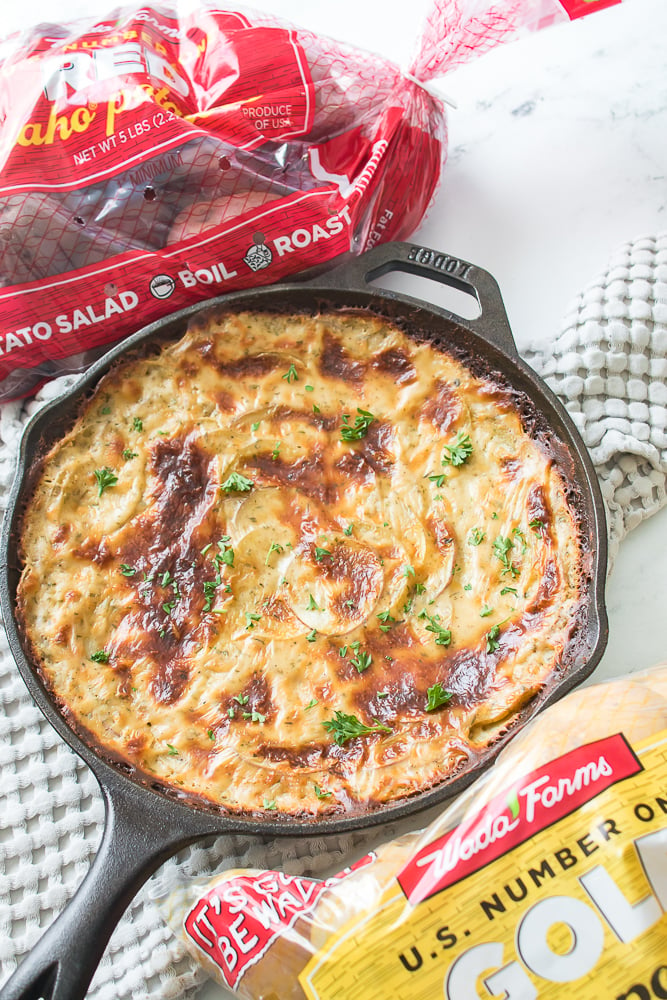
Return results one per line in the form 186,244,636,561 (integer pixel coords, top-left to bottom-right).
265,541,284,565
244,710,266,724
313,404,321,414
282,363,298,383
306,629,317,642
90,649,109,663
343,523,353,536
493,535,519,578
314,784,332,799
529,518,545,533
122,449,138,460
305,698,318,710
415,582,426,595
307,594,320,611
426,683,453,712
271,441,281,460
428,473,447,487
377,610,396,632
402,564,415,578
119,564,136,576
162,601,176,615
218,547,234,567
93,467,118,496
419,611,452,647
305,384,314,392
221,472,254,493
234,695,249,707
323,711,392,746
480,604,494,618
207,729,215,741
340,408,375,441
314,546,331,562
500,586,518,596
350,650,372,673
442,432,473,467
513,527,528,554
339,645,348,657
132,417,143,431
245,612,261,630
166,743,179,756
263,798,277,810
468,528,485,546
486,624,502,653
463,583,472,591
251,421,260,432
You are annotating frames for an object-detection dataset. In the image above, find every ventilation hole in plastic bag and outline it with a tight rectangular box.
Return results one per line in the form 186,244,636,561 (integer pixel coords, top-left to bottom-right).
143,186,156,202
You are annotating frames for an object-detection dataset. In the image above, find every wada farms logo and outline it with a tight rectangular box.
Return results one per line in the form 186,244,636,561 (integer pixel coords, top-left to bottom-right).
243,233,273,272
398,733,642,905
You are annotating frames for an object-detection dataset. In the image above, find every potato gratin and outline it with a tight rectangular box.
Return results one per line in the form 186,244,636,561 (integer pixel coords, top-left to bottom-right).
17,311,585,816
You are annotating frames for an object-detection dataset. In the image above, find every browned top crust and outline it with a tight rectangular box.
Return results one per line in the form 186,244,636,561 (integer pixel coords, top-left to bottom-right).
17,311,584,816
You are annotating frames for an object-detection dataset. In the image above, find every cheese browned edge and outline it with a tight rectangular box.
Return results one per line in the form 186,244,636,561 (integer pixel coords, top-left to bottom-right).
17,310,586,817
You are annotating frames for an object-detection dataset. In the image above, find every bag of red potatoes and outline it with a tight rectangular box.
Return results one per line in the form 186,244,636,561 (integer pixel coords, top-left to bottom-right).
0,0,620,400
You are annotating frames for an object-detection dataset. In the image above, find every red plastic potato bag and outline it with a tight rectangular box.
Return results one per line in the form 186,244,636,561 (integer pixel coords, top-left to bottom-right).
0,0,620,400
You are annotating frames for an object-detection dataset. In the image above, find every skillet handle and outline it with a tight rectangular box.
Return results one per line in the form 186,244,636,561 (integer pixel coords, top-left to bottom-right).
0,777,218,1000
310,241,518,357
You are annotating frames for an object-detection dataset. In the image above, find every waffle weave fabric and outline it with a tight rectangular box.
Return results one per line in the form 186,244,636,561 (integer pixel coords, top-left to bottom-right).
0,231,665,998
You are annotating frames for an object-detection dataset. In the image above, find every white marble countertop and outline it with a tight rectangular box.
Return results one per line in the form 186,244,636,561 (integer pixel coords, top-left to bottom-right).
2,0,666,996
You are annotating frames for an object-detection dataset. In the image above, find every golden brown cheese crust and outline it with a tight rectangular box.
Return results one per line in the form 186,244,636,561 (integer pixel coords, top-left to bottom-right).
17,311,584,816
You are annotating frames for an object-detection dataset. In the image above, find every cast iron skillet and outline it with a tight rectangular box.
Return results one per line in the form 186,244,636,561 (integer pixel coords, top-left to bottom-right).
0,241,608,1000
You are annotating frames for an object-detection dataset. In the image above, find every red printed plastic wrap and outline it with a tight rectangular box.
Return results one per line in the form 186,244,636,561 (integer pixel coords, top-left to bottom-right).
0,0,620,400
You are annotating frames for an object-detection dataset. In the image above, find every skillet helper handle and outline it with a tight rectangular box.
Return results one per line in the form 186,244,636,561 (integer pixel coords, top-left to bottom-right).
315,241,518,357
0,779,213,1000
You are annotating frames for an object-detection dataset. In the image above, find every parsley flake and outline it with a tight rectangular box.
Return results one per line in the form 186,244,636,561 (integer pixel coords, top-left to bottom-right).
480,604,494,618
486,624,502,653
282,363,298,383
323,711,391,746
90,650,109,663
314,784,332,799
307,594,320,611
314,546,331,562
419,611,452,647
426,683,453,712
221,472,254,493
305,698,318,710
442,432,473,467
132,417,143,431
340,408,375,441
245,612,261,630
119,564,136,577
166,743,179,756
265,541,284,565
377,610,396,632
468,528,485,546
122,449,138,460
350,650,372,673
343,523,353,536
93,467,118,496
306,629,317,642
493,535,519,578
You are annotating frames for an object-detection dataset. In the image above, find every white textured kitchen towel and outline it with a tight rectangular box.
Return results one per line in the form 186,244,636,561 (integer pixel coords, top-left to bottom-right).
1,230,666,999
